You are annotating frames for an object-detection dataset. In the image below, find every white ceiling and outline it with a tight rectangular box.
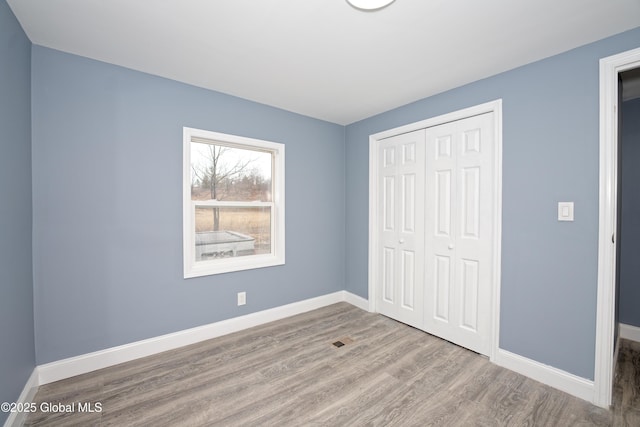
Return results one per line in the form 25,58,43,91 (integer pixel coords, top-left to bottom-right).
7,0,640,125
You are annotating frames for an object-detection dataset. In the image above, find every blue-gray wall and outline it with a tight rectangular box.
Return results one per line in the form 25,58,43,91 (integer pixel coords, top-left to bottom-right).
0,1,34,424
31,46,345,364
345,27,640,380
620,97,640,328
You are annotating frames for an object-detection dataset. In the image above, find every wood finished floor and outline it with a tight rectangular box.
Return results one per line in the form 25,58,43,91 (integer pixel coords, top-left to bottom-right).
24,303,639,426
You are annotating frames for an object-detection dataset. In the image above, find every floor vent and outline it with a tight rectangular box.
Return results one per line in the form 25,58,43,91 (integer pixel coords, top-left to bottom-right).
332,337,354,348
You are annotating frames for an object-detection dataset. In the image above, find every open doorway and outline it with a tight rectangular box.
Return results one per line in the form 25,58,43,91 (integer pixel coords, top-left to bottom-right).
618,68,640,342
595,48,640,408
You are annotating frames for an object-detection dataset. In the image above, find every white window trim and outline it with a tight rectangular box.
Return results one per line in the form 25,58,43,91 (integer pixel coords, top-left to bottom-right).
183,127,285,278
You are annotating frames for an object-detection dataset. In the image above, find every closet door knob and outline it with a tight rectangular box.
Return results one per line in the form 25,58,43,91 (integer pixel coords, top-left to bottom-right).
448,243,454,250
399,239,405,244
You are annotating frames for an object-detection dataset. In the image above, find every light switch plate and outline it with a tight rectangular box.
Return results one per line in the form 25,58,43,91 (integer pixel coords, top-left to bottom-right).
237,291,246,306
558,202,574,221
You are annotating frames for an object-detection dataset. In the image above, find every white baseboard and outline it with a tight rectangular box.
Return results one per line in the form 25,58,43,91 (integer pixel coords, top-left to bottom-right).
38,291,366,385
3,368,39,427
620,323,640,343
492,349,595,404
343,291,369,311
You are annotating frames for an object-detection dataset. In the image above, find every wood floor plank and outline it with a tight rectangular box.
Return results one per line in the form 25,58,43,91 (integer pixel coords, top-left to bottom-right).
24,303,640,426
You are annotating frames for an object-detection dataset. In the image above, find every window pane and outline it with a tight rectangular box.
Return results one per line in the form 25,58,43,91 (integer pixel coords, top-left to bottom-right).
191,142,272,202
195,206,271,260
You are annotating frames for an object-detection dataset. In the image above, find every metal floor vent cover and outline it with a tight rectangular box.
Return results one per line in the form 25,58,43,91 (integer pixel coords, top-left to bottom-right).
332,337,354,347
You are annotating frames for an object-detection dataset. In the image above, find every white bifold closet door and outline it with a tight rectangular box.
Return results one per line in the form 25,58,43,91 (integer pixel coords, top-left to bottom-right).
423,112,495,356
376,129,426,329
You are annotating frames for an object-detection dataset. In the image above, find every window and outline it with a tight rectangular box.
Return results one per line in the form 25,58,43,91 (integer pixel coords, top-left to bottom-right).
183,127,285,278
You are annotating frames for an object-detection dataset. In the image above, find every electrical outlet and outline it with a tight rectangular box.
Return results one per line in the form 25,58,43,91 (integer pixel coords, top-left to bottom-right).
237,291,246,306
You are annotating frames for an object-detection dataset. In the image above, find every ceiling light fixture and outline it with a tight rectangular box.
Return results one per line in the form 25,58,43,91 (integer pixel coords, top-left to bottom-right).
346,0,395,11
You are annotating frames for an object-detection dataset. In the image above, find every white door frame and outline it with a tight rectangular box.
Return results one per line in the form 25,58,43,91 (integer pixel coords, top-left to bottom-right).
594,47,640,408
368,99,503,360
